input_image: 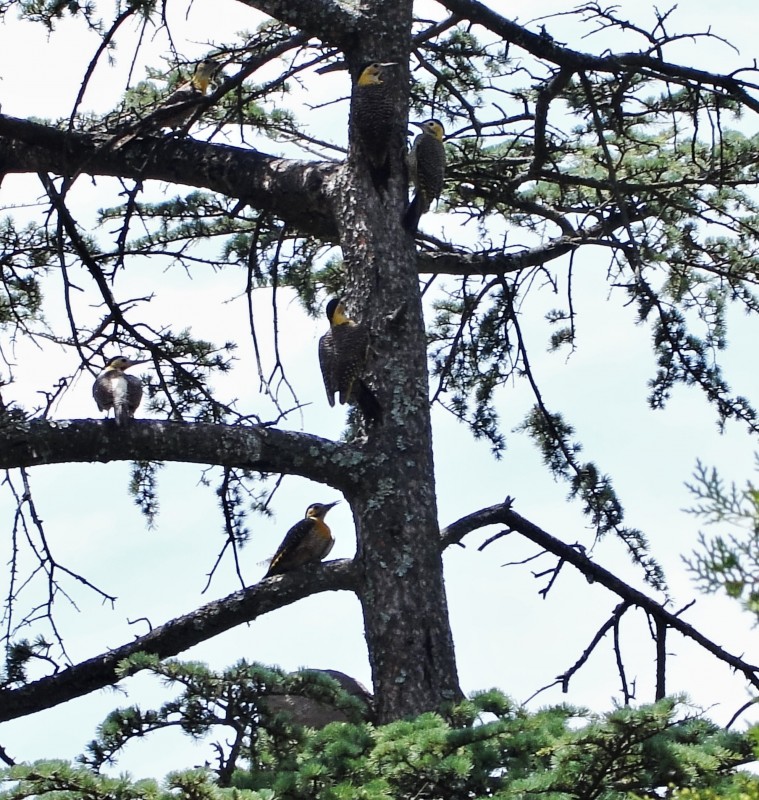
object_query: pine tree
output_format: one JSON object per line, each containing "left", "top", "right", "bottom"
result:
{"left": 0, "top": 0, "right": 758, "bottom": 759}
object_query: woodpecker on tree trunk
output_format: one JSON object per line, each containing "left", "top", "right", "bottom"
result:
{"left": 318, "top": 298, "right": 382, "bottom": 426}
{"left": 264, "top": 501, "right": 339, "bottom": 578}
{"left": 352, "top": 61, "right": 398, "bottom": 192}
{"left": 403, "top": 118, "right": 446, "bottom": 233}
{"left": 92, "top": 355, "right": 145, "bottom": 425}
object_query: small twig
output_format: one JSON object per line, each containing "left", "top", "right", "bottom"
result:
{"left": 0, "top": 743, "right": 16, "bottom": 766}
{"left": 725, "top": 698, "right": 759, "bottom": 730}
{"left": 655, "top": 617, "right": 666, "bottom": 700}
{"left": 613, "top": 612, "right": 633, "bottom": 703}
{"left": 556, "top": 601, "right": 631, "bottom": 693}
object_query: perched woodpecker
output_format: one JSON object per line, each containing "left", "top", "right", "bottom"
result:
{"left": 318, "top": 298, "right": 382, "bottom": 426}
{"left": 403, "top": 118, "right": 446, "bottom": 233}
{"left": 92, "top": 355, "right": 145, "bottom": 425}
{"left": 150, "top": 57, "right": 219, "bottom": 127}
{"left": 351, "top": 61, "right": 398, "bottom": 192}
{"left": 113, "top": 58, "right": 220, "bottom": 148}
{"left": 264, "top": 501, "right": 339, "bottom": 578}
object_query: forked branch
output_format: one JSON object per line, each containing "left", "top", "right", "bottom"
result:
{"left": 441, "top": 500, "right": 759, "bottom": 692}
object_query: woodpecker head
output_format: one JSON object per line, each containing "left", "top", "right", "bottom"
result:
{"left": 103, "top": 355, "right": 145, "bottom": 372}
{"left": 192, "top": 58, "right": 221, "bottom": 92}
{"left": 412, "top": 118, "right": 445, "bottom": 141}
{"left": 305, "top": 501, "right": 340, "bottom": 520}
{"left": 325, "top": 298, "right": 350, "bottom": 325}
{"left": 357, "top": 62, "right": 398, "bottom": 87}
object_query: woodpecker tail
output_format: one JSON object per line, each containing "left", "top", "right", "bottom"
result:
{"left": 368, "top": 157, "right": 391, "bottom": 194}
{"left": 113, "top": 403, "right": 131, "bottom": 426}
{"left": 355, "top": 379, "right": 383, "bottom": 425}
{"left": 402, "top": 192, "right": 423, "bottom": 233}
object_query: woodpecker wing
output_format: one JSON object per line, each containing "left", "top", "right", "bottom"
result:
{"left": 331, "top": 321, "right": 370, "bottom": 405}
{"left": 353, "top": 88, "right": 395, "bottom": 167}
{"left": 125, "top": 373, "right": 144, "bottom": 416}
{"left": 318, "top": 328, "right": 338, "bottom": 406}
{"left": 410, "top": 132, "right": 445, "bottom": 209}
{"left": 93, "top": 371, "right": 115, "bottom": 412}
{"left": 140, "top": 83, "right": 205, "bottom": 129}
{"left": 265, "top": 517, "right": 333, "bottom": 578}
{"left": 110, "top": 65, "right": 215, "bottom": 150}
{"left": 111, "top": 372, "right": 142, "bottom": 425}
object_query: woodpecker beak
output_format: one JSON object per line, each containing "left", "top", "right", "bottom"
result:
{"left": 324, "top": 500, "right": 341, "bottom": 512}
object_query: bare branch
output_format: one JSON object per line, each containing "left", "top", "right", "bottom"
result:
{"left": 0, "top": 559, "right": 358, "bottom": 723}
{"left": 613, "top": 613, "right": 633, "bottom": 704}
{"left": 440, "top": 501, "right": 759, "bottom": 691}
{"left": 0, "top": 744, "right": 15, "bottom": 766}
{"left": 438, "top": 0, "right": 759, "bottom": 113}
{"left": 655, "top": 617, "right": 666, "bottom": 700}
{"left": 554, "top": 602, "right": 631, "bottom": 695}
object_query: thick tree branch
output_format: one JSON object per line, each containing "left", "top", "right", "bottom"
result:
{"left": 0, "top": 559, "right": 358, "bottom": 723}
{"left": 438, "top": 0, "right": 759, "bottom": 112}
{"left": 0, "top": 115, "right": 339, "bottom": 238}
{"left": 441, "top": 501, "right": 759, "bottom": 691}
{"left": 417, "top": 241, "right": 579, "bottom": 276}
{"left": 234, "top": 0, "right": 359, "bottom": 48}
{"left": 0, "top": 419, "right": 362, "bottom": 494}
{"left": 418, "top": 198, "right": 651, "bottom": 276}
{"left": 416, "top": 206, "right": 646, "bottom": 275}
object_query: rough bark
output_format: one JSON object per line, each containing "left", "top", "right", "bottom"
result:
{"left": 0, "top": 419, "right": 363, "bottom": 492}
{"left": 235, "top": 0, "right": 358, "bottom": 46}
{"left": 0, "top": 116, "right": 340, "bottom": 238}
{"left": 330, "top": 0, "right": 463, "bottom": 720}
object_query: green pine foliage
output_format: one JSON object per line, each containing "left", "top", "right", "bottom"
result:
{"left": 684, "top": 458, "right": 759, "bottom": 621}
{"left": 129, "top": 461, "right": 163, "bottom": 527}
{"left": 2, "top": 677, "right": 756, "bottom": 800}
{"left": 0, "top": 219, "right": 47, "bottom": 342}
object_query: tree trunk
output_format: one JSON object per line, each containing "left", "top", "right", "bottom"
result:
{"left": 329, "top": 4, "right": 463, "bottom": 718}
{"left": 337, "top": 187, "right": 463, "bottom": 718}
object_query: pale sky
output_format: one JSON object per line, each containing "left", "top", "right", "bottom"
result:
{"left": 1, "top": 0, "right": 758, "bottom": 778}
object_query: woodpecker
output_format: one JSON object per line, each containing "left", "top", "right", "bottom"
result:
{"left": 403, "top": 118, "right": 446, "bottom": 233}
{"left": 264, "top": 501, "right": 339, "bottom": 578}
{"left": 92, "top": 355, "right": 145, "bottom": 425}
{"left": 352, "top": 61, "right": 398, "bottom": 192}
{"left": 318, "top": 298, "right": 382, "bottom": 426}
{"left": 112, "top": 58, "right": 220, "bottom": 148}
